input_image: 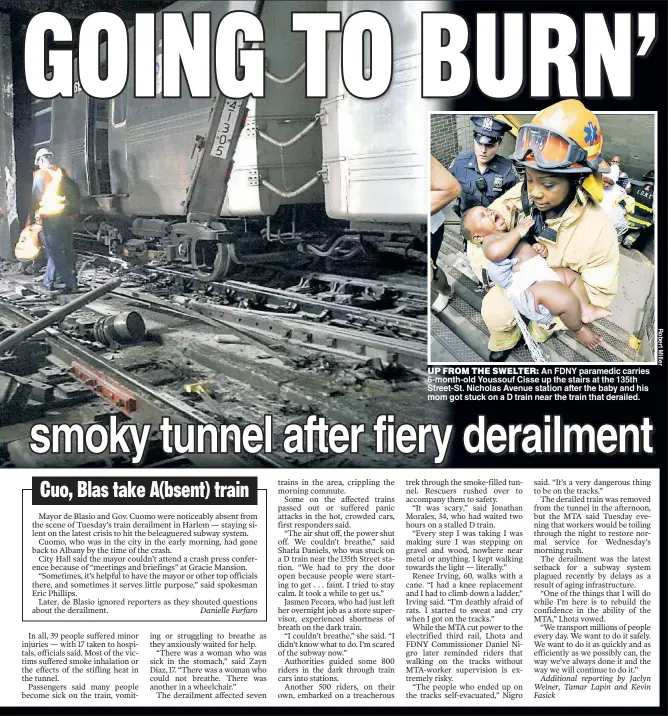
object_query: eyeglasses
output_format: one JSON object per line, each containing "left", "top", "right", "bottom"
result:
{"left": 511, "top": 124, "right": 592, "bottom": 170}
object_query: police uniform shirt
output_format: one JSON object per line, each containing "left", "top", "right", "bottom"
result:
{"left": 449, "top": 152, "right": 518, "bottom": 214}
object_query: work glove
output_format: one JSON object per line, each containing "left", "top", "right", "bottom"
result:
{"left": 517, "top": 290, "right": 554, "bottom": 325}
{"left": 487, "top": 257, "right": 519, "bottom": 289}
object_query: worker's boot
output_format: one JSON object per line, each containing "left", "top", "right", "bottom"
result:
{"left": 489, "top": 349, "right": 512, "bottom": 362}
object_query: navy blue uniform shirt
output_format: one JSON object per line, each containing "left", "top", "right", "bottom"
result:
{"left": 449, "top": 152, "right": 518, "bottom": 214}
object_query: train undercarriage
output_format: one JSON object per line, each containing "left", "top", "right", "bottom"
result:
{"left": 80, "top": 208, "right": 428, "bottom": 282}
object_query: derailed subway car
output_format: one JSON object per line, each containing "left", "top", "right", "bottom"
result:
{"left": 30, "top": 0, "right": 442, "bottom": 281}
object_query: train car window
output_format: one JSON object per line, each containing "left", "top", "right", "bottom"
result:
{"left": 112, "top": 92, "right": 127, "bottom": 127}
{"left": 33, "top": 106, "right": 52, "bottom": 145}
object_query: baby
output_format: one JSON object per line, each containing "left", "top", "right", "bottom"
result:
{"left": 462, "top": 206, "right": 612, "bottom": 349}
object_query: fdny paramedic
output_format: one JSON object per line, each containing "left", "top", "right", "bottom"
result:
{"left": 30, "top": 148, "right": 77, "bottom": 293}
{"left": 449, "top": 115, "right": 518, "bottom": 217}
{"left": 466, "top": 100, "right": 620, "bottom": 362}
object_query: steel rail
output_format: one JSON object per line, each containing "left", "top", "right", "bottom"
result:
{"left": 0, "top": 297, "right": 285, "bottom": 468}
{"left": 143, "top": 267, "right": 428, "bottom": 343}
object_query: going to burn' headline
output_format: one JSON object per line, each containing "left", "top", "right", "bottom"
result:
{"left": 27, "top": 11, "right": 657, "bottom": 100}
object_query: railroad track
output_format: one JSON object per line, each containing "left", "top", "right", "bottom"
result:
{"left": 0, "top": 290, "right": 284, "bottom": 468}
{"left": 72, "top": 246, "right": 429, "bottom": 365}
{"left": 0, "top": 268, "right": 441, "bottom": 468}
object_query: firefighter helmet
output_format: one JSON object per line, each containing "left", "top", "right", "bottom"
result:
{"left": 510, "top": 100, "right": 606, "bottom": 174}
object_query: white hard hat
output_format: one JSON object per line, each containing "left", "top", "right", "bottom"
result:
{"left": 34, "top": 148, "right": 53, "bottom": 165}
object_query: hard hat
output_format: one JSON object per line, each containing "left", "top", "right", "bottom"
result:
{"left": 509, "top": 100, "right": 605, "bottom": 174}
{"left": 34, "top": 148, "right": 53, "bottom": 166}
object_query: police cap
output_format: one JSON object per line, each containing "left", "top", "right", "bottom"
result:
{"left": 471, "top": 115, "right": 513, "bottom": 145}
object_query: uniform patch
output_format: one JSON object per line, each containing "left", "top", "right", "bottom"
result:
{"left": 493, "top": 175, "right": 504, "bottom": 191}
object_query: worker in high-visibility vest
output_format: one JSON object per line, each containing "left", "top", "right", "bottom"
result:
{"left": 30, "top": 148, "right": 77, "bottom": 293}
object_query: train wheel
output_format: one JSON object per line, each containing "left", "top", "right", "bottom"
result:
{"left": 191, "top": 238, "right": 231, "bottom": 282}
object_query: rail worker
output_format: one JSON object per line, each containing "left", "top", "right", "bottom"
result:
{"left": 608, "top": 154, "right": 632, "bottom": 194}
{"left": 466, "top": 100, "right": 620, "bottom": 362}
{"left": 430, "top": 155, "right": 461, "bottom": 313}
{"left": 29, "top": 148, "right": 79, "bottom": 293}
{"left": 449, "top": 115, "right": 518, "bottom": 217}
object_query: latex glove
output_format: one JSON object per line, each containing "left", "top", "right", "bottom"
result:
{"left": 487, "top": 257, "right": 519, "bottom": 289}
{"left": 518, "top": 290, "right": 554, "bottom": 325}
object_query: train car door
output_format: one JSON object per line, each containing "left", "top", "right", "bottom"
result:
{"left": 84, "top": 95, "right": 112, "bottom": 196}
{"left": 108, "top": 89, "right": 128, "bottom": 199}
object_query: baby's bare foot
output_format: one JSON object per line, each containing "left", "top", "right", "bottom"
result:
{"left": 581, "top": 304, "right": 613, "bottom": 324}
{"left": 574, "top": 325, "right": 602, "bottom": 349}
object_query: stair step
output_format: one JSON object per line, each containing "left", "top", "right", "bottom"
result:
{"left": 430, "top": 316, "right": 484, "bottom": 362}
{"left": 435, "top": 221, "right": 644, "bottom": 363}
{"left": 437, "top": 265, "right": 636, "bottom": 364}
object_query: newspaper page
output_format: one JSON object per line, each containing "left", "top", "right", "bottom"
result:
{"left": 0, "top": 0, "right": 664, "bottom": 714}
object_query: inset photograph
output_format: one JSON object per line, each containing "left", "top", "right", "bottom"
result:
{"left": 429, "top": 106, "right": 656, "bottom": 364}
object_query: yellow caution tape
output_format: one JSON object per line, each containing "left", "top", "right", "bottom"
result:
{"left": 628, "top": 335, "right": 641, "bottom": 352}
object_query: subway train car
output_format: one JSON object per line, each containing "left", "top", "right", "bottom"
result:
{"left": 31, "top": 0, "right": 442, "bottom": 280}
{"left": 322, "top": 1, "right": 442, "bottom": 225}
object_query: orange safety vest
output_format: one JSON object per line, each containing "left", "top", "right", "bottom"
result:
{"left": 37, "top": 167, "right": 66, "bottom": 217}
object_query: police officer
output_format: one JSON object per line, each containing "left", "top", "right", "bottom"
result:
{"left": 430, "top": 155, "right": 461, "bottom": 313}
{"left": 449, "top": 115, "right": 518, "bottom": 216}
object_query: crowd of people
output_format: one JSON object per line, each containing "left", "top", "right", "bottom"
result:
{"left": 430, "top": 102, "right": 655, "bottom": 362}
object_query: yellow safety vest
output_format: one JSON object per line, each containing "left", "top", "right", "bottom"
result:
{"left": 38, "top": 168, "right": 66, "bottom": 216}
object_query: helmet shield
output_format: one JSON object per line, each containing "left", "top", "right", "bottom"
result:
{"left": 511, "top": 125, "right": 590, "bottom": 170}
